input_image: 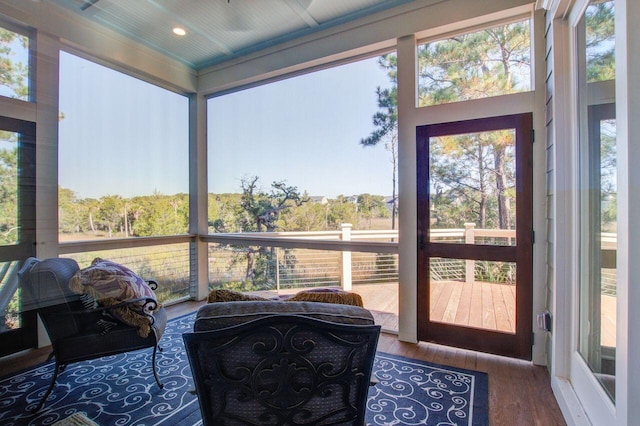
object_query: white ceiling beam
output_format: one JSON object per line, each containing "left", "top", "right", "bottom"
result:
{"left": 283, "top": 0, "right": 319, "bottom": 28}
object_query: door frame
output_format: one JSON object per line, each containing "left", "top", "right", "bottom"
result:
{"left": 416, "top": 112, "right": 533, "bottom": 360}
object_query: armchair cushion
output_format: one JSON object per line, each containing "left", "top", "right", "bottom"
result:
{"left": 69, "top": 258, "right": 159, "bottom": 337}
{"left": 206, "top": 288, "right": 364, "bottom": 306}
{"left": 194, "top": 300, "right": 375, "bottom": 332}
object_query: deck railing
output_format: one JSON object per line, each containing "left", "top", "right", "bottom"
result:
{"left": 205, "top": 225, "right": 618, "bottom": 294}
{"left": 206, "top": 223, "right": 399, "bottom": 291}
{"left": 205, "top": 223, "right": 519, "bottom": 291}
{"left": 0, "top": 261, "right": 21, "bottom": 332}
{"left": 1, "top": 226, "right": 618, "bottom": 329}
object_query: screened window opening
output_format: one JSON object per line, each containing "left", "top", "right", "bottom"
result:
{"left": 207, "top": 54, "right": 399, "bottom": 235}
{"left": 417, "top": 19, "right": 531, "bottom": 107}
{"left": 58, "top": 52, "right": 189, "bottom": 241}
{"left": 585, "top": 0, "right": 615, "bottom": 83}
{"left": 0, "top": 24, "right": 29, "bottom": 101}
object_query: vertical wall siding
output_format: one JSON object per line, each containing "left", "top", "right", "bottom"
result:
{"left": 543, "top": 9, "right": 555, "bottom": 369}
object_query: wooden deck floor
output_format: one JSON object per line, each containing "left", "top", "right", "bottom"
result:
{"left": 353, "top": 280, "right": 516, "bottom": 334}
{"left": 430, "top": 280, "right": 516, "bottom": 333}
{"left": 354, "top": 282, "right": 616, "bottom": 348}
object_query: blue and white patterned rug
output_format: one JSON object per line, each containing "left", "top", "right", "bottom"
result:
{"left": 0, "top": 313, "right": 488, "bottom": 425}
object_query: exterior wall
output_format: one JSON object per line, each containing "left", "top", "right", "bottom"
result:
{"left": 545, "top": 0, "right": 574, "bottom": 386}
{"left": 543, "top": 6, "right": 555, "bottom": 372}
{"left": 533, "top": 7, "right": 551, "bottom": 366}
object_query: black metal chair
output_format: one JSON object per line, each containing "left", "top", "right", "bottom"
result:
{"left": 17, "top": 257, "right": 167, "bottom": 411}
{"left": 183, "top": 301, "right": 380, "bottom": 426}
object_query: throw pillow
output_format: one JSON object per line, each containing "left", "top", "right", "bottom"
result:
{"left": 206, "top": 289, "right": 269, "bottom": 303}
{"left": 286, "top": 288, "right": 364, "bottom": 307}
{"left": 69, "top": 258, "right": 159, "bottom": 337}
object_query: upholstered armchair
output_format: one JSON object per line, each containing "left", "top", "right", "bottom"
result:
{"left": 183, "top": 300, "right": 380, "bottom": 426}
{"left": 18, "top": 257, "right": 167, "bottom": 411}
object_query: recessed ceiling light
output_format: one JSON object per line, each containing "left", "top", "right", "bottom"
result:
{"left": 172, "top": 27, "right": 186, "bottom": 36}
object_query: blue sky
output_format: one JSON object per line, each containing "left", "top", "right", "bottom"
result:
{"left": 58, "top": 52, "right": 394, "bottom": 200}
{"left": 208, "top": 57, "right": 394, "bottom": 198}
{"left": 59, "top": 52, "right": 190, "bottom": 199}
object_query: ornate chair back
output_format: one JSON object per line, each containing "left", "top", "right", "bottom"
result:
{"left": 184, "top": 301, "right": 380, "bottom": 426}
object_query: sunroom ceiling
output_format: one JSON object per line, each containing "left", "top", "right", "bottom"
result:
{"left": 49, "top": 0, "right": 417, "bottom": 69}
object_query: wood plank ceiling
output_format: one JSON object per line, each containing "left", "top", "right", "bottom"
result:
{"left": 48, "top": 0, "right": 418, "bottom": 69}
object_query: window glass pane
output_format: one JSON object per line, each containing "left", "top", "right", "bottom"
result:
{"left": 58, "top": 52, "right": 189, "bottom": 241}
{"left": 577, "top": 0, "right": 616, "bottom": 403}
{"left": 0, "top": 26, "right": 29, "bottom": 101}
{"left": 429, "top": 130, "right": 516, "bottom": 246}
{"left": 585, "top": 1, "right": 615, "bottom": 82}
{"left": 417, "top": 20, "right": 531, "bottom": 107}
{"left": 207, "top": 55, "right": 398, "bottom": 234}
{"left": 0, "top": 131, "right": 18, "bottom": 245}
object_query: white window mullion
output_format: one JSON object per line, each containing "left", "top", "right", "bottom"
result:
{"left": 35, "top": 31, "right": 61, "bottom": 260}
{"left": 396, "top": 34, "right": 418, "bottom": 344}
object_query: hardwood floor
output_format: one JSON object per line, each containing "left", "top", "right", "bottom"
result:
{"left": 376, "top": 335, "right": 566, "bottom": 425}
{"left": 0, "top": 299, "right": 566, "bottom": 425}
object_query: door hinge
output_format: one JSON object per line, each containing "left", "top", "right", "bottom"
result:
{"left": 531, "top": 129, "right": 535, "bottom": 143}
{"left": 532, "top": 230, "right": 535, "bottom": 244}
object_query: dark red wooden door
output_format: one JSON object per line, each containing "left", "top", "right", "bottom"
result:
{"left": 416, "top": 113, "right": 533, "bottom": 359}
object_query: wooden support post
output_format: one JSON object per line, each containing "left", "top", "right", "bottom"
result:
{"left": 465, "top": 223, "right": 475, "bottom": 284}
{"left": 341, "top": 223, "right": 352, "bottom": 291}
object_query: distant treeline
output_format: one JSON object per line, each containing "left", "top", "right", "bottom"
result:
{"left": 58, "top": 179, "right": 390, "bottom": 238}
